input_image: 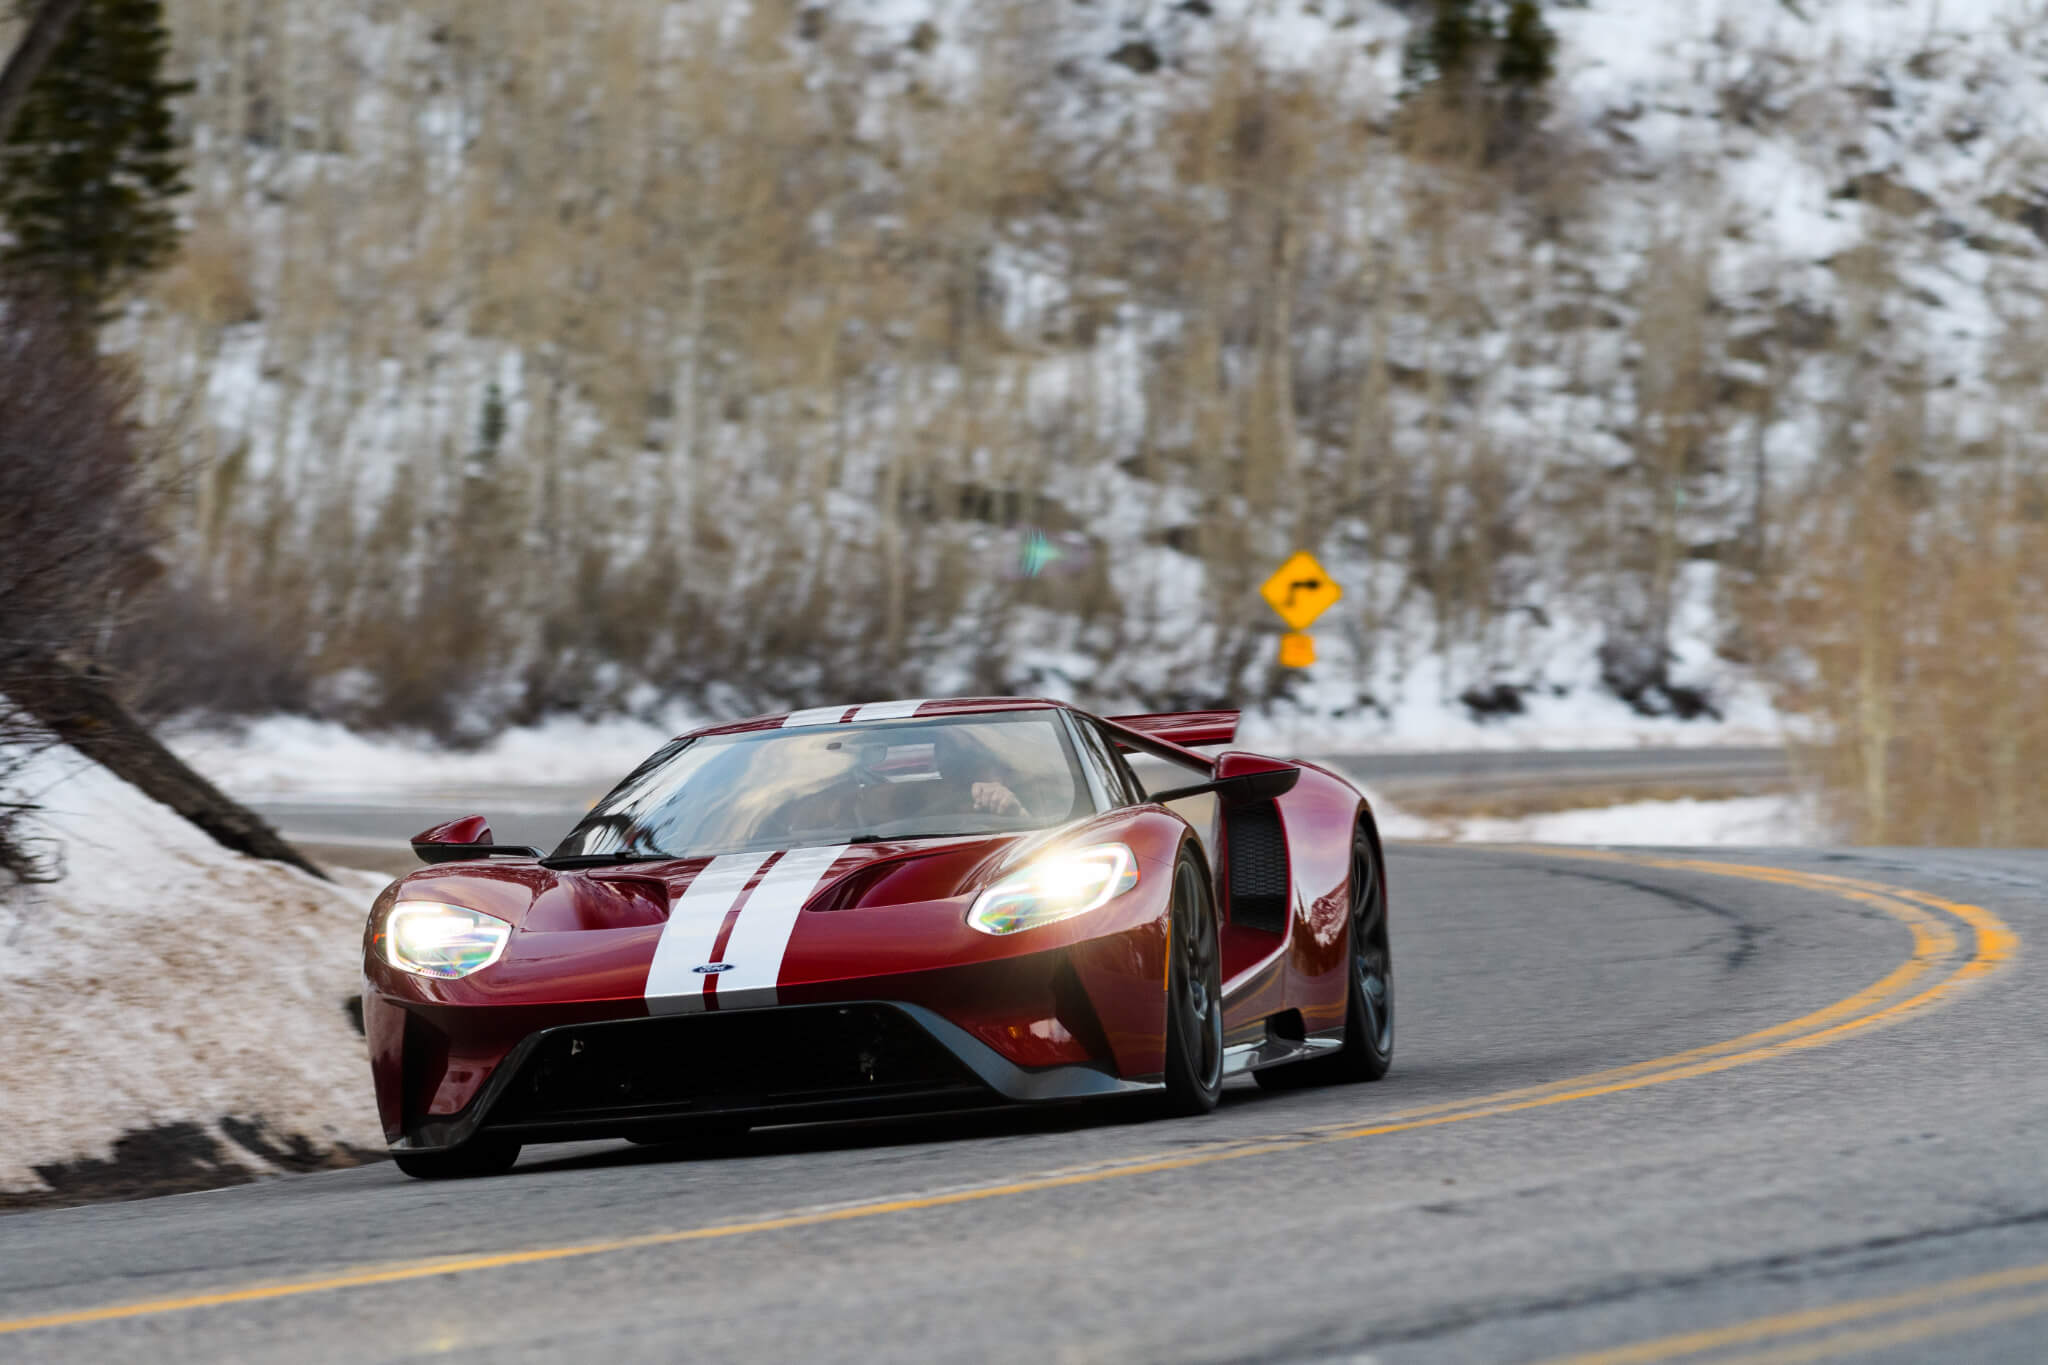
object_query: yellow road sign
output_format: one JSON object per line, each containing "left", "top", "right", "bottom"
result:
{"left": 1278, "top": 633, "right": 1316, "bottom": 668}
{"left": 1260, "top": 552, "right": 1343, "bottom": 631}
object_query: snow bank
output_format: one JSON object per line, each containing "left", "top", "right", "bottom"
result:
{"left": 0, "top": 743, "right": 385, "bottom": 1196}
{"left": 1374, "top": 793, "right": 1815, "bottom": 847}
{"left": 167, "top": 711, "right": 695, "bottom": 800}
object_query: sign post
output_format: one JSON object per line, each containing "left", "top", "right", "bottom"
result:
{"left": 1259, "top": 552, "right": 1342, "bottom": 667}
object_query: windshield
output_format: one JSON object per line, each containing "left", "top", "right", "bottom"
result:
{"left": 549, "top": 711, "right": 1092, "bottom": 861}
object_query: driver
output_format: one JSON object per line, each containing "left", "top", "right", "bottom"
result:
{"left": 932, "top": 729, "right": 1028, "bottom": 819}
{"left": 770, "top": 728, "right": 1033, "bottom": 838}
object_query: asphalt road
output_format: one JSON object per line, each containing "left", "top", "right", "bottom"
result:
{"left": 3, "top": 842, "right": 2042, "bottom": 1363}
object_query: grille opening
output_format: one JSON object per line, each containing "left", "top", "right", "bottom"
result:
{"left": 487, "top": 1003, "right": 984, "bottom": 1127}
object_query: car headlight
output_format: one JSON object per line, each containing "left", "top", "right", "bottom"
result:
{"left": 967, "top": 842, "right": 1139, "bottom": 935}
{"left": 381, "top": 902, "right": 511, "bottom": 979}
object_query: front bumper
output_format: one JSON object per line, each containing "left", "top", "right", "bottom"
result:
{"left": 392, "top": 1000, "right": 1159, "bottom": 1153}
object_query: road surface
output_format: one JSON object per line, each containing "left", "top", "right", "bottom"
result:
{"left": 1, "top": 841, "right": 2041, "bottom": 1363}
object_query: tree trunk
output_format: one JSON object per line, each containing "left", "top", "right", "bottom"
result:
{"left": 6, "top": 652, "right": 328, "bottom": 880}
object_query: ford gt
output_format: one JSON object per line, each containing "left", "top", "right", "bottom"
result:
{"left": 362, "top": 698, "right": 1393, "bottom": 1178}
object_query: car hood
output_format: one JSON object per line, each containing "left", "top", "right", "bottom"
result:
{"left": 369, "top": 809, "right": 1180, "bottom": 1010}
{"left": 389, "top": 832, "right": 1032, "bottom": 936}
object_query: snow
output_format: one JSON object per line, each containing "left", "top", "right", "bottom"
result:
{"left": 1242, "top": 651, "right": 1791, "bottom": 755}
{"left": 166, "top": 711, "right": 699, "bottom": 801}
{"left": 1240, "top": 564, "right": 1798, "bottom": 755}
{"left": 0, "top": 743, "right": 385, "bottom": 1196}
{"left": 1373, "top": 792, "right": 1815, "bottom": 847}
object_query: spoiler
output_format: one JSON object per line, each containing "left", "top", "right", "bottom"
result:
{"left": 1104, "top": 709, "right": 1239, "bottom": 749}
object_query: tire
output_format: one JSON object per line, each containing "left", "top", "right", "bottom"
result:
{"left": 1158, "top": 846, "right": 1225, "bottom": 1116}
{"left": 1255, "top": 823, "right": 1393, "bottom": 1090}
{"left": 391, "top": 1135, "right": 522, "bottom": 1180}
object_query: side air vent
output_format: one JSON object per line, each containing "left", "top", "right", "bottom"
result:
{"left": 1224, "top": 802, "right": 1289, "bottom": 933}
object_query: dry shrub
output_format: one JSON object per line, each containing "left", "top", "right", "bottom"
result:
{"left": 149, "top": 215, "right": 259, "bottom": 328}
{"left": 1751, "top": 440, "right": 2048, "bottom": 846}
{"left": 0, "top": 288, "right": 163, "bottom": 666}
{"left": 103, "top": 581, "right": 310, "bottom": 722}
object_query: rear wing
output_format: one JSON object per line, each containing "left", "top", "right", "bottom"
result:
{"left": 1103, "top": 709, "right": 1238, "bottom": 749}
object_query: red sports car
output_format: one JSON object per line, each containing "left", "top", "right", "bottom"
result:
{"left": 362, "top": 698, "right": 1394, "bottom": 1178}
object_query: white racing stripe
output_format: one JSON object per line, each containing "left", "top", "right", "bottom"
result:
{"left": 782, "top": 706, "right": 850, "bottom": 728}
{"left": 713, "top": 844, "right": 850, "bottom": 1006}
{"left": 643, "top": 851, "right": 774, "bottom": 1014}
{"left": 850, "top": 698, "right": 927, "bottom": 721}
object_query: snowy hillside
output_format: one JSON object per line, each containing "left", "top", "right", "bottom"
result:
{"left": 111, "top": 0, "right": 2048, "bottom": 755}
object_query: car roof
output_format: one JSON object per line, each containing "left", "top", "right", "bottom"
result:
{"left": 682, "top": 698, "right": 1070, "bottom": 740}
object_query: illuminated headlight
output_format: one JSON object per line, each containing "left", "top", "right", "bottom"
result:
{"left": 967, "top": 843, "right": 1139, "bottom": 936}
{"left": 382, "top": 902, "right": 511, "bottom": 979}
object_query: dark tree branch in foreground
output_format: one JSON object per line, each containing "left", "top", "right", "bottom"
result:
{"left": 5, "top": 653, "right": 328, "bottom": 881}
{"left": 0, "top": 0, "right": 87, "bottom": 146}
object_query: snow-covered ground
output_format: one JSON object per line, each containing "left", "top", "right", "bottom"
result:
{"left": 1374, "top": 793, "right": 1812, "bottom": 847}
{"left": 0, "top": 744, "right": 383, "bottom": 1198}
{"left": 167, "top": 711, "right": 705, "bottom": 801}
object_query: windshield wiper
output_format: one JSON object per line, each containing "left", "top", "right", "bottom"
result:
{"left": 538, "top": 851, "right": 683, "bottom": 870}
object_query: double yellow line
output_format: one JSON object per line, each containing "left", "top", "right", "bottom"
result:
{"left": 1541, "top": 1259, "right": 2048, "bottom": 1364}
{"left": 0, "top": 853, "right": 2016, "bottom": 1341}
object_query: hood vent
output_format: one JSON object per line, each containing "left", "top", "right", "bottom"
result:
{"left": 805, "top": 862, "right": 896, "bottom": 913}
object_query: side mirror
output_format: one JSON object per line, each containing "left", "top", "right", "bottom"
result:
{"left": 1150, "top": 755, "right": 1301, "bottom": 807}
{"left": 409, "top": 815, "right": 543, "bottom": 865}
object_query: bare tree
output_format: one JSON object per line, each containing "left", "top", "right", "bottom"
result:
{"left": 0, "top": 282, "right": 325, "bottom": 881}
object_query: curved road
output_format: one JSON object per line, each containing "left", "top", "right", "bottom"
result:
{"left": 1, "top": 843, "right": 2041, "bottom": 1363}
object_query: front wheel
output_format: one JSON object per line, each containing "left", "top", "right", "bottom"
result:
{"left": 392, "top": 1135, "right": 522, "bottom": 1180}
{"left": 1158, "top": 847, "right": 1224, "bottom": 1116}
{"left": 1256, "top": 824, "right": 1393, "bottom": 1089}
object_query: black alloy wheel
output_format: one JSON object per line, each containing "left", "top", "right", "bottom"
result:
{"left": 1256, "top": 823, "right": 1394, "bottom": 1088}
{"left": 391, "top": 1134, "right": 523, "bottom": 1180}
{"left": 1345, "top": 825, "right": 1395, "bottom": 1075}
{"left": 1159, "top": 847, "right": 1225, "bottom": 1115}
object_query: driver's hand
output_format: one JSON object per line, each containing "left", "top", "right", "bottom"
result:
{"left": 971, "top": 781, "right": 1025, "bottom": 816}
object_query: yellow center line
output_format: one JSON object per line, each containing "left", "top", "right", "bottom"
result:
{"left": 1537, "top": 1258, "right": 2048, "bottom": 1365}
{"left": 0, "top": 854, "right": 2016, "bottom": 1339}
{"left": 1704, "top": 1290, "right": 2048, "bottom": 1365}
